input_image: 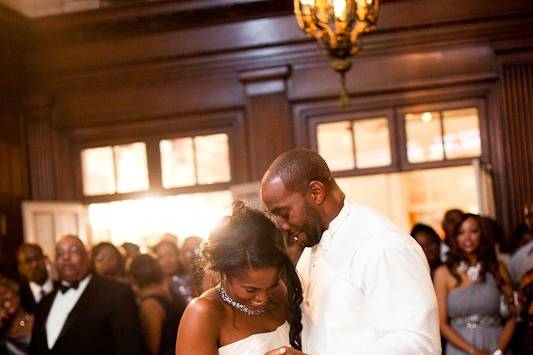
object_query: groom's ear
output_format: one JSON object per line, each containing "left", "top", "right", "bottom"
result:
{"left": 307, "top": 180, "right": 326, "bottom": 205}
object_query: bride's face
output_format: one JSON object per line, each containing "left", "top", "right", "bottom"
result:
{"left": 225, "top": 267, "right": 281, "bottom": 311}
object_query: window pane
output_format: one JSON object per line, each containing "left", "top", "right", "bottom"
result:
{"left": 353, "top": 118, "right": 391, "bottom": 168}
{"left": 405, "top": 112, "right": 444, "bottom": 163}
{"left": 88, "top": 191, "right": 233, "bottom": 247}
{"left": 114, "top": 143, "right": 149, "bottom": 193}
{"left": 160, "top": 138, "right": 195, "bottom": 188}
{"left": 81, "top": 147, "right": 115, "bottom": 196}
{"left": 195, "top": 134, "right": 231, "bottom": 184}
{"left": 337, "top": 165, "right": 479, "bottom": 235}
{"left": 317, "top": 121, "right": 354, "bottom": 171}
{"left": 443, "top": 108, "right": 481, "bottom": 159}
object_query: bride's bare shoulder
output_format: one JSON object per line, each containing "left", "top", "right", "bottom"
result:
{"left": 183, "top": 288, "right": 224, "bottom": 325}
{"left": 176, "top": 288, "right": 223, "bottom": 354}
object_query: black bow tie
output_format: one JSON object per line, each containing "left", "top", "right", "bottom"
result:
{"left": 59, "top": 282, "right": 79, "bottom": 294}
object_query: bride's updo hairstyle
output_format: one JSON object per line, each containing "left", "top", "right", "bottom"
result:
{"left": 202, "top": 201, "right": 303, "bottom": 350}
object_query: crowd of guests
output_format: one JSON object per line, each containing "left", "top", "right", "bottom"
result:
{"left": 0, "top": 202, "right": 532, "bottom": 355}
{"left": 0, "top": 234, "right": 205, "bottom": 355}
{"left": 410, "top": 204, "right": 533, "bottom": 355}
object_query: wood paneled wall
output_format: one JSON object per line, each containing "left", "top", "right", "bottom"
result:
{"left": 499, "top": 62, "right": 533, "bottom": 237}
{"left": 0, "top": 0, "right": 532, "bottom": 267}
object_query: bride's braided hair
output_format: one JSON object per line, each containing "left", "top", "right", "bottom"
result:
{"left": 202, "top": 201, "right": 303, "bottom": 350}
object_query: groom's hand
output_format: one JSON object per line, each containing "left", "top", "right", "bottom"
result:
{"left": 264, "top": 346, "right": 307, "bottom": 355}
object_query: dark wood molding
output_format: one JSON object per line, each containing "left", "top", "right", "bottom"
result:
{"left": 240, "top": 65, "right": 293, "bottom": 180}
{"left": 497, "top": 63, "right": 533, "bottom": 238}
{"left": 28, "top": 0, "right": 292, "bottom": 44}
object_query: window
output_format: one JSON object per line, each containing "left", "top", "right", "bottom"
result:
{"left": 81, "top": 142, "right": 149, "bottom": 196}
{"left": 317, "top": 117, "right": 391, "bottom": 171}
{"left": 308, "top": 100, "right": 487, "bottom": 234}
{"left": 160, "top": 133, "right": 231, "bottom": 188}
{"left": 405, "top": 107, "right": 481, "bottom": 163}
{"left": 337, "top": 165, "right": 480, "bottom": 234}
{"left": 79, "top": 130, "right": 234, "bottom": 247}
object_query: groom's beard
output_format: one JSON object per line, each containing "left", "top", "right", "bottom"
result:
{"left": 300, "top": 202, "right": 324, "bottom": 247}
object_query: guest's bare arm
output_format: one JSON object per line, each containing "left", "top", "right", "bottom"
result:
{"left": 175, "top": 297, "right": 220, "bottom": 355}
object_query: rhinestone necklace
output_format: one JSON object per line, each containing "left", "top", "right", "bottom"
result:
{"left": 219, "top": 285, "right": 265, "bottom": 316}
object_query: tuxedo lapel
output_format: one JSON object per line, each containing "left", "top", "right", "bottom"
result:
{"left": 53, "top": 275, "right": 100, "bottom": 347}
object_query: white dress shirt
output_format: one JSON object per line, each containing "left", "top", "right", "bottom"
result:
{"left": 29, "top": 277, "right": 54, "bottom": 304}
{"left": 46, "top": 275, "right": 92, "bottom": 349}
{"left": 296, "top": 200, "right": 441, "bottom": 355}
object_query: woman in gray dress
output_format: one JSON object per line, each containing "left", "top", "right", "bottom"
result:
{"left": 434, "top": 213, "right": 516, "bottom": 355}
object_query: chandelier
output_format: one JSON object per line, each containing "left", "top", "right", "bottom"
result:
{"left": 294, "top": 0, "right": 380, "bottom": 106}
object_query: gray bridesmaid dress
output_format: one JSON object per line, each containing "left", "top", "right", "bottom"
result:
{"left": 446, "top": 273, "right": 504, "bottom": 354}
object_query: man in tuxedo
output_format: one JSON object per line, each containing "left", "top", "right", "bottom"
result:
{"left": 16, "top": 243, "right": 55, "bottom": 313}
{"left": 30, "top": 235, "right": 146, "bottom": 355}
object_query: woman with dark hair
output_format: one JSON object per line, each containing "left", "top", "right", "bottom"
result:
{"left": 175, "top": 202, "right": 303, "bottom": 355}
{"left": 410, "top": 223, "right": 442, "bottom": 279}
{"left": 0, "top": 275, "right": 33, "bottom": 355}
{"left": 91, "top": 242, "right": 125, "bottom": 282}
{"left": 128, "top": 254, "right": 184, "bottom": 355}
{"left": 434, "top": 213, "right": 516, "bottom": 355}
{"left": 153, "top": 240, "right": 195, "bottom": 304}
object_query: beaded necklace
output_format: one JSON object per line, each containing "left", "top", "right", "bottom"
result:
{"left": 219, "top": 285, "right": 265, "bottom": 316}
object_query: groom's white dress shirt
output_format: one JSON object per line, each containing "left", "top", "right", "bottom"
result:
{"left": 296, "top": 200, "right": 441, "bottom": 355}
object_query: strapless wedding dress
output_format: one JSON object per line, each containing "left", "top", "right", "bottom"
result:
{"left": 218, "top": 321, "right": 290, "bottom": 355}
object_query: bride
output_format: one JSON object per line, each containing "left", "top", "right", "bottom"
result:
{"left": 175, "top": 202, "right": 304, "bottom": 355}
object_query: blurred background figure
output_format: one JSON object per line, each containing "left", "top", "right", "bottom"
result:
{"left": 15, "top": 244, "right": 54, "bottom": 314}
{"left": 508, "top": 202, "right": 533, "bottom": 288}
{"left": 434, "top": 213, "right": 516, "bottom": 355}
{"left": 128, "top": 254, "right": 184, "bottom": 355}
{"left": 0, "top": 275, "right": 33, "bottom": 355}
{"left": 480, "top": 216, "right": 510, "bottom": 264}
{"left": 513, "top": 269, "right": 533, "bottom": 354}
{"left": 30, "top": 235, "right": 145, "bottom": 355}
{"left": 153, "top": 240, "right": 192, "bottom": 304}
{"left": 440, "top": 209, "right": 464, "bottom": 263}
{"left": 179, "top": 236, "right": 203, "bottom": 296}
{"left": 508, "top": 225, "right": 533, "bottom": 288}
{"left": 410, "top": 223, "right": 442, "bottom": 279}
{"left": 120, "top": 242, "right": 141, "bottom": 272}
{"left": 91, "top": 242, "right": 126, "bottom": 282}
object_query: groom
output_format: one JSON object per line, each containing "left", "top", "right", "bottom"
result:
{"left": 261, "top": 149, "right": 440, "bottom": 355}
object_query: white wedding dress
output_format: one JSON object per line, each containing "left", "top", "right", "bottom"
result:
{"left": 218, "top": 321, "right": 290, "bottom": 355}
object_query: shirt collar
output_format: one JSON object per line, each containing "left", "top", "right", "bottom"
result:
{"left": 29, "top": 277, "right": 53, "bottom": 294}
{"left": 319, "top": 198, "right": 350, "bottom": 251}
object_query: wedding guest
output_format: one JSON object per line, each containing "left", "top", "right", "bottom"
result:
{"left": 0, "top": 275, "right": 33, "bottom": 355}
{"left": 441, "top": 209, "right": 464, "bottom": 262}
{"left": 16, "top": 244, "right": 54, "bottom": 313}
{"left": 91, "top": 242, "right": 126, "bottom": 282}
{"left": 30, "top": 235, "right": 145, "bottom": 355}
{"left": 129, "top": 254, "right": 184, "bottom": 355}
{"left": 153, "top": 240, "right": 193, "bottom": 304}
{"left": 411, "top": 223, "right": 442, "bottom": 279}
{"left": 434, "top": 213, "right": 516, "bottom": 355}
